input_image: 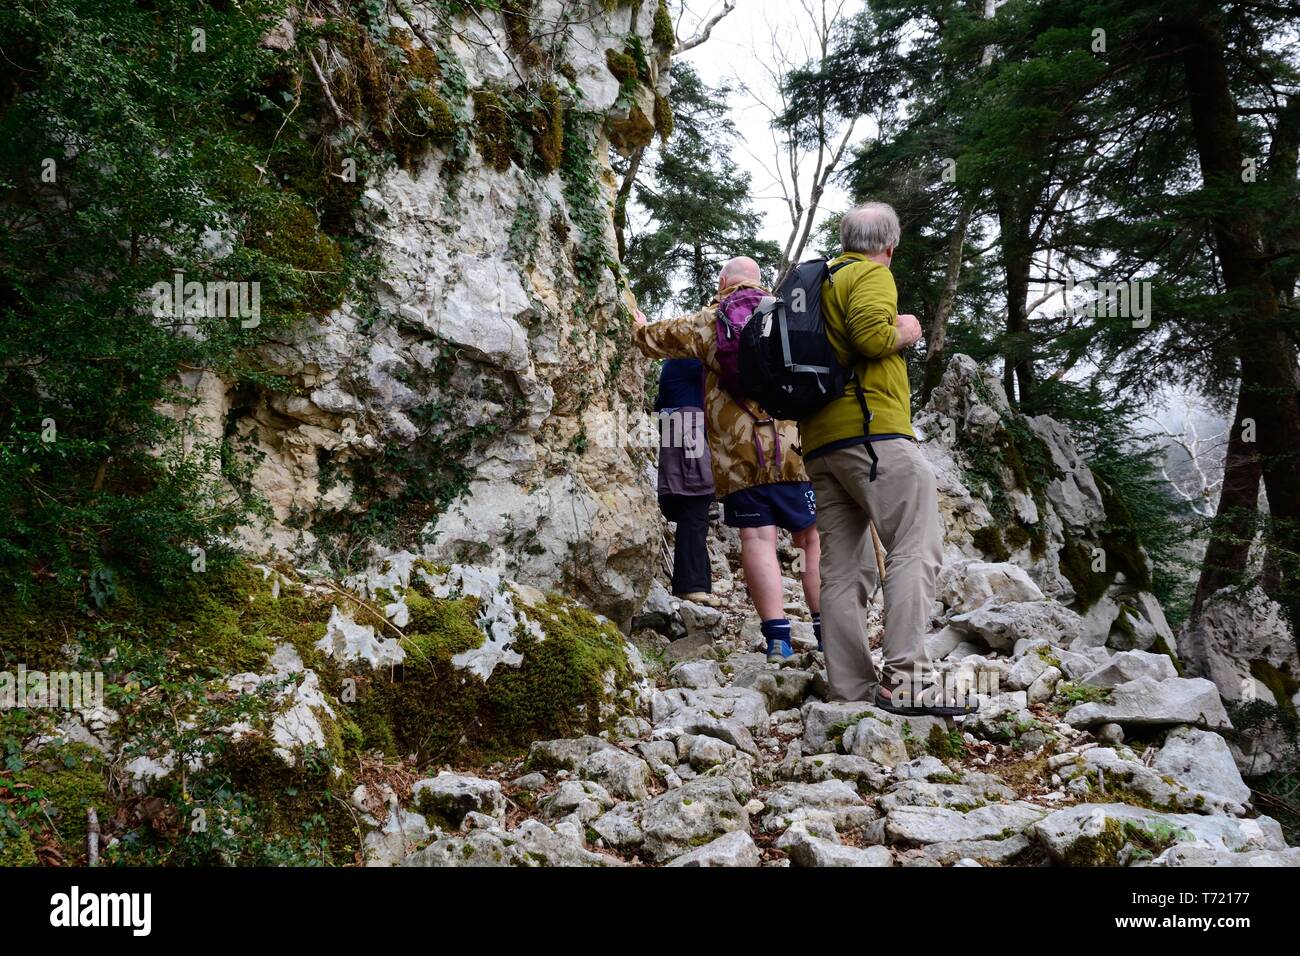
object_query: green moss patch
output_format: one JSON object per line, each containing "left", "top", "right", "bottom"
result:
{"left": 652, "top": 0, "right": 675, "bottom": 50}
{"left": 1061, "top": 816, "right": 1184, "bottom": 867}
{"left": 472, "top": 88, "right": 515, "bottom": 172}
{"left": 244, "top": 195, "right": 348, "bottom": 315}
{"left": 1251, "top": 658, "right": 1299, "bottom": 720}
{"left": 972, "top": 525, "right": 1011, "bottom": 562}
{"left": 339, "top": 590, "right": 634, "bottom": 764}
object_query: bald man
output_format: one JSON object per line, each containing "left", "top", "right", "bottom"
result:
{"left": 633, "top": 259, "right": 822, "bottom": 663}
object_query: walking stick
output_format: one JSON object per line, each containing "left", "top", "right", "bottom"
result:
{"left": 869, "top": 521, "right": 886, "bottom": 601}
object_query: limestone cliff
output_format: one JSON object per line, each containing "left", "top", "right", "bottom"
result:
{"left": 178, "top": 1, "right": 671, "bottom": 623}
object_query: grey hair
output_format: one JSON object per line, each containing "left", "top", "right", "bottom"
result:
{"left": 840, "top": 202, "right": 901, "bottom": 254}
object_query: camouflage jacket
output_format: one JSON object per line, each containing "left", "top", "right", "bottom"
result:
{"left": 633, "top": 284, "right": 810, "bottom": 499}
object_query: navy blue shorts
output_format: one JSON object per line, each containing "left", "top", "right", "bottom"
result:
{"left": 723, "top": 481, "right": 816, "bottom": 531}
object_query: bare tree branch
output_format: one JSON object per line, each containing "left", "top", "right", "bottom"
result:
{"left": 675, "top": 0, "right": 737, "bottom": 55}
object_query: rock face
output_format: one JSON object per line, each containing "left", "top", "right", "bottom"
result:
{"left": 174, "top": 1, "right": 672, "bottom": 623}
{"left": 916, "top": 355, "right": 1173, "bottom": 650}
{"left": 1179, "top": 586, "right": 1299, "bottom": 709}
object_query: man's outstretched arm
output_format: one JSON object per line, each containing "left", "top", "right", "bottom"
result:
{"left": 631, "top": 308, "right": 706, "bottom": 360}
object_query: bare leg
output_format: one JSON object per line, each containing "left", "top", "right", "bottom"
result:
{"left": 738, "top": 525, "right": 784, "bottom": 620}
{"left": 791, "top": 524, "right": 821, "bottom": 615}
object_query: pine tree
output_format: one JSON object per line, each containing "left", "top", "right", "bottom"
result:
{"left": 624, "top": 62, "right": 780, "bottom": 315}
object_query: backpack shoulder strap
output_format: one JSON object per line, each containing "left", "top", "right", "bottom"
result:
{"left": 827, "top": 256, "right": 867, "bottom": 284}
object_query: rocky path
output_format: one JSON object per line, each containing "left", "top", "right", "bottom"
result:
{"left": 360, "top": 543, "right": 1299, "bottom": 868}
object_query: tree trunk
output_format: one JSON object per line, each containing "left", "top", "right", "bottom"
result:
{"left": 1192, "top": 382, "right": 1262, "bottom": 617}
{"left": 613, "top": 146, "right": 645, "bottom": 261}
{"left": 995, "top": 189, "right": 1037, "bottom": 407}
{"left": 923, "top": 200, "right": 972, "bottom": 403}
{"left": 1180, "top": 11, "right": 1300, "bottom": 634}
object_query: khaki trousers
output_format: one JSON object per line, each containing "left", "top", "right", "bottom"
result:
{"left": 806, "top": 439, "right": 943, "bottom": 702}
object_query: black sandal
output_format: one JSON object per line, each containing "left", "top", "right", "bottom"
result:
{"left": 875, "top": 686, "right": 978, "bottom": 718}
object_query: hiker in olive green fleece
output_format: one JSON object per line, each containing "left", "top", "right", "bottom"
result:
{"left": 801, "top": 202, "right": 976, "bottom": 717}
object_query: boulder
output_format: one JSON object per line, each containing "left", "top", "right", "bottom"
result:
{"left": 1063, "top": 676, "right": 1231, "bottom": 729}
{"left": 1148, "top": 845, "right": 1300, "bottom": 867}
{"left": 652, "top": 686, "right": 770, "bottom": 733}
{"left": 639, "top": 777, "right": 750, "bottom": 862}
{"left": 842, "top": 717, "right": 909, "bottom": 768}
{"left": 731, "top": 667, "right": 819, "bottom": 712}
{"left": 1033, "top": 803, "right": 1286, "bottom": 865}
{"left": 885, "top": 802, "right": 1048, "bottom": 845}
{"left": 537, "top": 780, "right": 614, "bottom": 822}
{"left": 1026, "top": 414, "right": 1107, "bottom": 530}
{"left": 761, "top": 780, "right": 875, "bottom": 832}
{"left": 651, "top": 708, "right": 760, "bottom": 757}
{"left": 403, "top": 829, "right": 518, "bottom": 867}
{"left": 1179, "top": 586, "right": 1299, "bottom": 708}
{"left": 1080, "top": 649, "right": 1178, "bottom": 688}
{"left": 801, "top": 701, "right": 951, "bottom": 754}
{"left": 937, "top": 560, "right": 1045, "bottom": 614}
{"left": 578, "top": 747, "right": 651, "bottom": 801}
{"left": 778, "top": 826, "right": 894, "bottom": 867}
{"left": 412, "top": 773, "right": 506, "bottom": 826}
{"left": 948, "top": 601, "right": 1084, "bottom": 651}
{"left": 362, "top": 808, "right": 431, "bottom": 867}
{"left": 526, "top": 735, "right": 618, "bottom": 771}
{"left": 664, "top": 831, "right": 761, "bottom": 867}
{"left": 1056, "top": 745, "right": 1246, "bottom": 816}
{"left": 1152, "top": 727, "right": 1251, "bottom": 810}
{"left": 632, "top": 581, "right": 684, "bottom": 638}
{"left": 879, "top": 777, "right": 1013, "bottom": 813}
{"left": 509, "top": 820, "right": 624, "bottom": 867}
{"left": 589, "top": 802, "right": 644, "bottom": 849}
{"left": 669, "top": 659, "right": 724, "bottom": 689}
{"left": 678, "top": 599, "right": 724, "bottom": 639}
{"left": 922, "top": 835, "right": 1034, "bottom": 866}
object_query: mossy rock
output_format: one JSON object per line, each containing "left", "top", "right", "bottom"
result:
{"left": 652, "top": 0, "right": 675, "bottom": 50}
{"left": 244, "top": 196, "right": 348, "bottom": 314}
{"left": 531, "top": 83, "right": 566, "bottom": 174}
{"left": 653, "top": 90, "right": 674, "bottom": 141}
{"left": 472, "top": 88, "right": 516, "bottom": 172}
{"left": 340, "top": 589, "right": 636, "bottom": 764}
{"left": 605, "top": 48, "right": 640, "bottom": 89}
{"left": 502, "top": 0, "right": 543, "bottom": 69}
{"left": 1058, "top": 532, "right": 1112, "bottom": 613}
{"left": 926, "top": 724, "right": 965, "bottom": 760}
{"left": 192, "top": 736, "right": 360, "bottom": 866}
{"left": 394, "top": 86, "right": 459, "bottom": 169}
{"left": 1251, "top": 658, "right": 1299, "bottom": 720}
{"left": 1, "top": 561, "right": 329, "bottom": 679}
{"left": 1062, "top": 817, "right": 1181, "bottom": 867}
{"left": 1150, "top": 633, "right": 1183, "bottom": 676}
{"left": 971, "top": 525, "right": 1011, "bottom": 562}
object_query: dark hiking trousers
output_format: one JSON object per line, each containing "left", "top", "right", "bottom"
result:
{"left": 659, "top": 493, "right": 713, "bottom": 595}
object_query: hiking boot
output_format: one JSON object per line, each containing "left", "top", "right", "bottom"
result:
{"left": 765, "top": 638, "right": 793, "bottom": 664}
{"left": 679, "top": 591, "right": 721, "bottom": 608}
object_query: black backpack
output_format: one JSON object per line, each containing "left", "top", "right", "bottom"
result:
{"left": 738, "top": 258, "right": 859, "bottom": 421}
{"left": 738, "top": 258, "right": 880, "bottom": 479}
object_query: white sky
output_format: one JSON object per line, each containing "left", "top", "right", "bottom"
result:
{"left": 671, "top": 0, "right": 868, "bottom": 250}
